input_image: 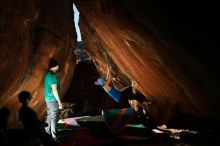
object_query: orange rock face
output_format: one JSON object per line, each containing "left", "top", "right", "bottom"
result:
{"left": 0, "top": 0, "right": 75, "bottom": 128}
{"left": 0, "top": 0, "right": 219, "bottom": 128}
{"left": 76, "top": 0, "right": 218, "bottom": 123}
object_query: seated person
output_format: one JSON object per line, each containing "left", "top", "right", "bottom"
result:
{"left": 95, "top": 67, "right": 152, "bottom": 109}
{"left": 18, "top": 91, "right": 57, "bottom": 146}
{"left": 18, "top": 91, "right": 41, "bottom": 135}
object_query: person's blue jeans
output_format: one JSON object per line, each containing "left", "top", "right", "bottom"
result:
{"left": 45, "top": 101, "right": 60, "bottom": 141}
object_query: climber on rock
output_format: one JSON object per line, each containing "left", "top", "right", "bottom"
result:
{"left": 94, "top": 66, "right": 153, "bottom": 111}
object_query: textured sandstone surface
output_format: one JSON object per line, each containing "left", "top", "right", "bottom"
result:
{"left": 0, "top": 0, "right": 75, "bottom": 128}
{"left": 77, "top": 0, "right": 207, "bottom": 122}
{"left": 0, "top": 0, "right": 219, "bottom": 128}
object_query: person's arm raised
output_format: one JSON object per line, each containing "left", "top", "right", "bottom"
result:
{"left": 103, "top": 67, "right": 112, "bottom": 91}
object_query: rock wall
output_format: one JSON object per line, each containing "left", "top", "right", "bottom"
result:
{"left": 0, "top": 0, "right": 75, "bottom": 128}
{"left": 75, "top": 0, "right": 219, "bottom": 123}
{"left": 0, "top": 0, "right": 219, "bottom": 128}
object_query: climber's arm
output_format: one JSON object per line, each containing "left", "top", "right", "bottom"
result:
{"left": 103, "top": 67, "right": 112, "bottom": 91}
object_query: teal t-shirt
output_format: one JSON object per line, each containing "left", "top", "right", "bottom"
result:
{"left": 44, "top": 71, "right": 61, "bottom": 102}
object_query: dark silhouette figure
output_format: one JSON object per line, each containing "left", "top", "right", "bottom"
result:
{"left": 18, "top": 91, "right": 58, "bottom": 146}
{"left": 18, "top": 91, "right": 41, "bottom": 135}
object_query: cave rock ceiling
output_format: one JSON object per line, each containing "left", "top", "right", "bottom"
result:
{"left": 0, "top": 0, "right": 219, "bottom": 127}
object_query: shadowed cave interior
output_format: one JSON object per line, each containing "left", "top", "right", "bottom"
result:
{"left": 0, "top": 0, "right": 220, "bottom": 145}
